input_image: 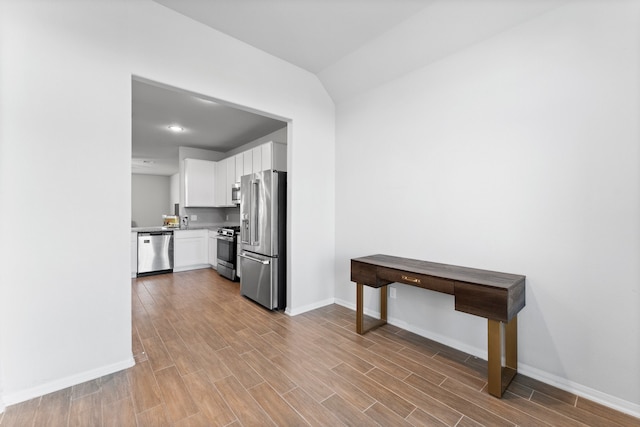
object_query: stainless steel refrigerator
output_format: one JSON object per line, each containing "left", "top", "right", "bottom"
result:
{"left": 239, "top": 170, "right": 287, "bottom": 310}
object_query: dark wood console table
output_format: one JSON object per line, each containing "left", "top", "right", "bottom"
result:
{"left": 350, "top": 254, "right": 526, "bottom": 398}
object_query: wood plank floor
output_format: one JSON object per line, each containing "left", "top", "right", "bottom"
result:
{"left": 1, "top": 268, "right": 638, "bottom": 426}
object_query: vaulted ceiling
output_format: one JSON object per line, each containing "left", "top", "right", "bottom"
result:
{"left": 154, "top": 0, "right": 568, "bottom": 101}
{"left": 135, "top": 0, "right": 568, "bottom": 175}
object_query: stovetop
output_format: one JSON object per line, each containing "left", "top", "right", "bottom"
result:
{"left": 218, "top": 226, "right": 241, "bottom": 236}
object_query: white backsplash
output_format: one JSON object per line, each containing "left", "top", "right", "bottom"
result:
{"left": 224, "top": 209, "right": 240, "bottom": 225}
{"left": 183, "top": 206, "right": 240, "bottom": 226}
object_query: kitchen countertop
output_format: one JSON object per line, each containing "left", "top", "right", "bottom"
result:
{"left": 132, "top": 224, "right": 239, "bottom": 233}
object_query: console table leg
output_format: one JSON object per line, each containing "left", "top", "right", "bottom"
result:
{"left": 380, "top": 285, "right": 388, "bottom": 323}
{"left": 488, "top": 317, "right": 518, "bottom": 397}
{"left": 488, "top": 319, "right": 502, "bottom": 397}
{"left": 355, "top": 283, "right": 388, "bottom": 335}
{"left": 505, "top": 316, "right": 518, "bottom": 370}
{"left": 356, "top": 283, "right": 364, "bottom": 334}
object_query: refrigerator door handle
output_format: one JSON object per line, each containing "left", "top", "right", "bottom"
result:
{"left": 240, "top": 253, "right": 270, "bottom": 265}
{"left": 250, "top": 179, "right": 260, "bottom": 245}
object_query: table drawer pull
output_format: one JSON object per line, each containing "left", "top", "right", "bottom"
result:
{"left": 401, "top": 275, "right": 421, "bottom": 284}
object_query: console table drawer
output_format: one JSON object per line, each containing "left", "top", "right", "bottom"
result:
{"left": 351, "top": 260, "right": 392, "bottom": 287}
{"left": 377, "top": 267, "right": 454, "bottom": 294}
{"left": 455, "top": 282, "right": 512, "bottom": 322}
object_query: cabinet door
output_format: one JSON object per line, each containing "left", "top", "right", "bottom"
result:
{"left": 243, "top": 151, "right": 252, "bottom": 175}
{"left": 226, "top": 157, "right": 235, "bottom": 205}
{"left": 261, "top": 143, "right": 272, "bottom": 171}
{"left": 184, "top": 159, "right": 216, "bottom": 207}
{"left": 214, "top": 159, "right": 226, "bottom": 207}
{"left": 272, "top": 142, "right": 287, "bottom": 171}
{"left": 252, "top": 146, "right": 262, "bottom": 173}
{"left": 174, "top": 231, "right": 208, "bottom": 268}
{"left": 235, "top": 154, "right": 243, "bottom": 183}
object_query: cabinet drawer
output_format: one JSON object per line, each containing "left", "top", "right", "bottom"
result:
{"left": 377, "top": 267, "right": 454, "bottom": 294}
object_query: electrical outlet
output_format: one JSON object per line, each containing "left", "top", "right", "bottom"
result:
{"left": 190, "top": 215, "right": 197, "bottom": 221}
{"left": 226, "top": 214, "right": 229, "bottom": 221}
{"left": 389, "top": 286, "right": 397, "bottom": 299}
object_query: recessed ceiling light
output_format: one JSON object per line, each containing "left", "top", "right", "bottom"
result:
{"left": 168, "top": 125, "right": 184, "bottom": 132}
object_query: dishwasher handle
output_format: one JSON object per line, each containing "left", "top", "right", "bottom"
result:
{"left": 240, "top": 253, "right": 270, "bottom": 265}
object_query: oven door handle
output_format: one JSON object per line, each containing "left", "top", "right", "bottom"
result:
{"left": 239, "top": 253, "right": 270, "bottom": 265}
{"left": 216, "top": 235, "right": 235, "bottom": 242}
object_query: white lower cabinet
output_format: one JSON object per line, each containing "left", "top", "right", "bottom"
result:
{"left": 208, "top": 231, "right": 218, "bottom": 269}
{"left": 131, "top": 232, "right": 138, "bottom": 278}
{"left": 174, "top": 229, "right": 209, "bottom": 272}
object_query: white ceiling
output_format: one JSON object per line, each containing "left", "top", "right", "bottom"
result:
{"left": 153, "top": 0, "right": 435, "bottom": 74}
{"left": 132, "top": 79, "right": 286, "bottom": 176}
{"left": 136, "top": 0, "right": 568, "bottom": 175}
{"left": 153, "top": 0, "right": 568, "bottom": 101}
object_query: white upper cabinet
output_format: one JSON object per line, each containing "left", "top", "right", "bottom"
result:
{"left": 252, "top": 146, "right": 262, "bottom": 173}
{"left": 243, "top": 150, "right": 252, "bottom": 175}
{"left": 262, "top": 141, "right": 287, "bottom": 172}
{"left": 248, "top": 141, "right": 287, "bottom": 175}
{"left": 235, "top": 154, "right": 243, "bottom": 183}
{"left": 213, "top": 156, "right": 237, "bottom": 207}
{"left": 225, "top": 157, "right": 236, "bottom": 205}
{"left": 214, "top": 157, "right": 227, "bottom": 207}
{"left": 184, "top": 158, "right": 216, "bottom": 207}
{"left": 213, "top": 157, "right": 237, "bottom": 207}
{"left": 184, "top": 142, "right": 285, "bottom": 209}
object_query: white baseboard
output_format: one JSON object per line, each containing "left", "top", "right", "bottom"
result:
{"left": 173, "top": 264, "right": 210, "bottom": 273}
{"left": 516, "top": 364, "right": 640, "bottom": 418}
{"left": 285, "top": 297, "right": 335, "bottom": 316}
{"left": 1, "top": 356, "right": 135, "bottom": 407}
{"left": 333, "top": 299, "right": 640, "bottom": 419}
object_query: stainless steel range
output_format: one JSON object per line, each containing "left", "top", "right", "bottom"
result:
{"left": 216, "top": 226, "right": 240, "bottom": 281}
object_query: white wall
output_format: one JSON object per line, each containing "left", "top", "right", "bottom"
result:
{"left": 0, "top": 0, "right": 335, "bottom": 406}
{"left": 335, "top": 1, "right": 639, "bottom": 415}
{"left": 0, "top": 1, "right": 134, "bottom": 406}
{"left": 131, "top": 174, "right": 170, "bottom": 227}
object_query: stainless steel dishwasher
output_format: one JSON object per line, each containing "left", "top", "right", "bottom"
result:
{"left": 137, "top": 231, "right": 174, "bottom": 276}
